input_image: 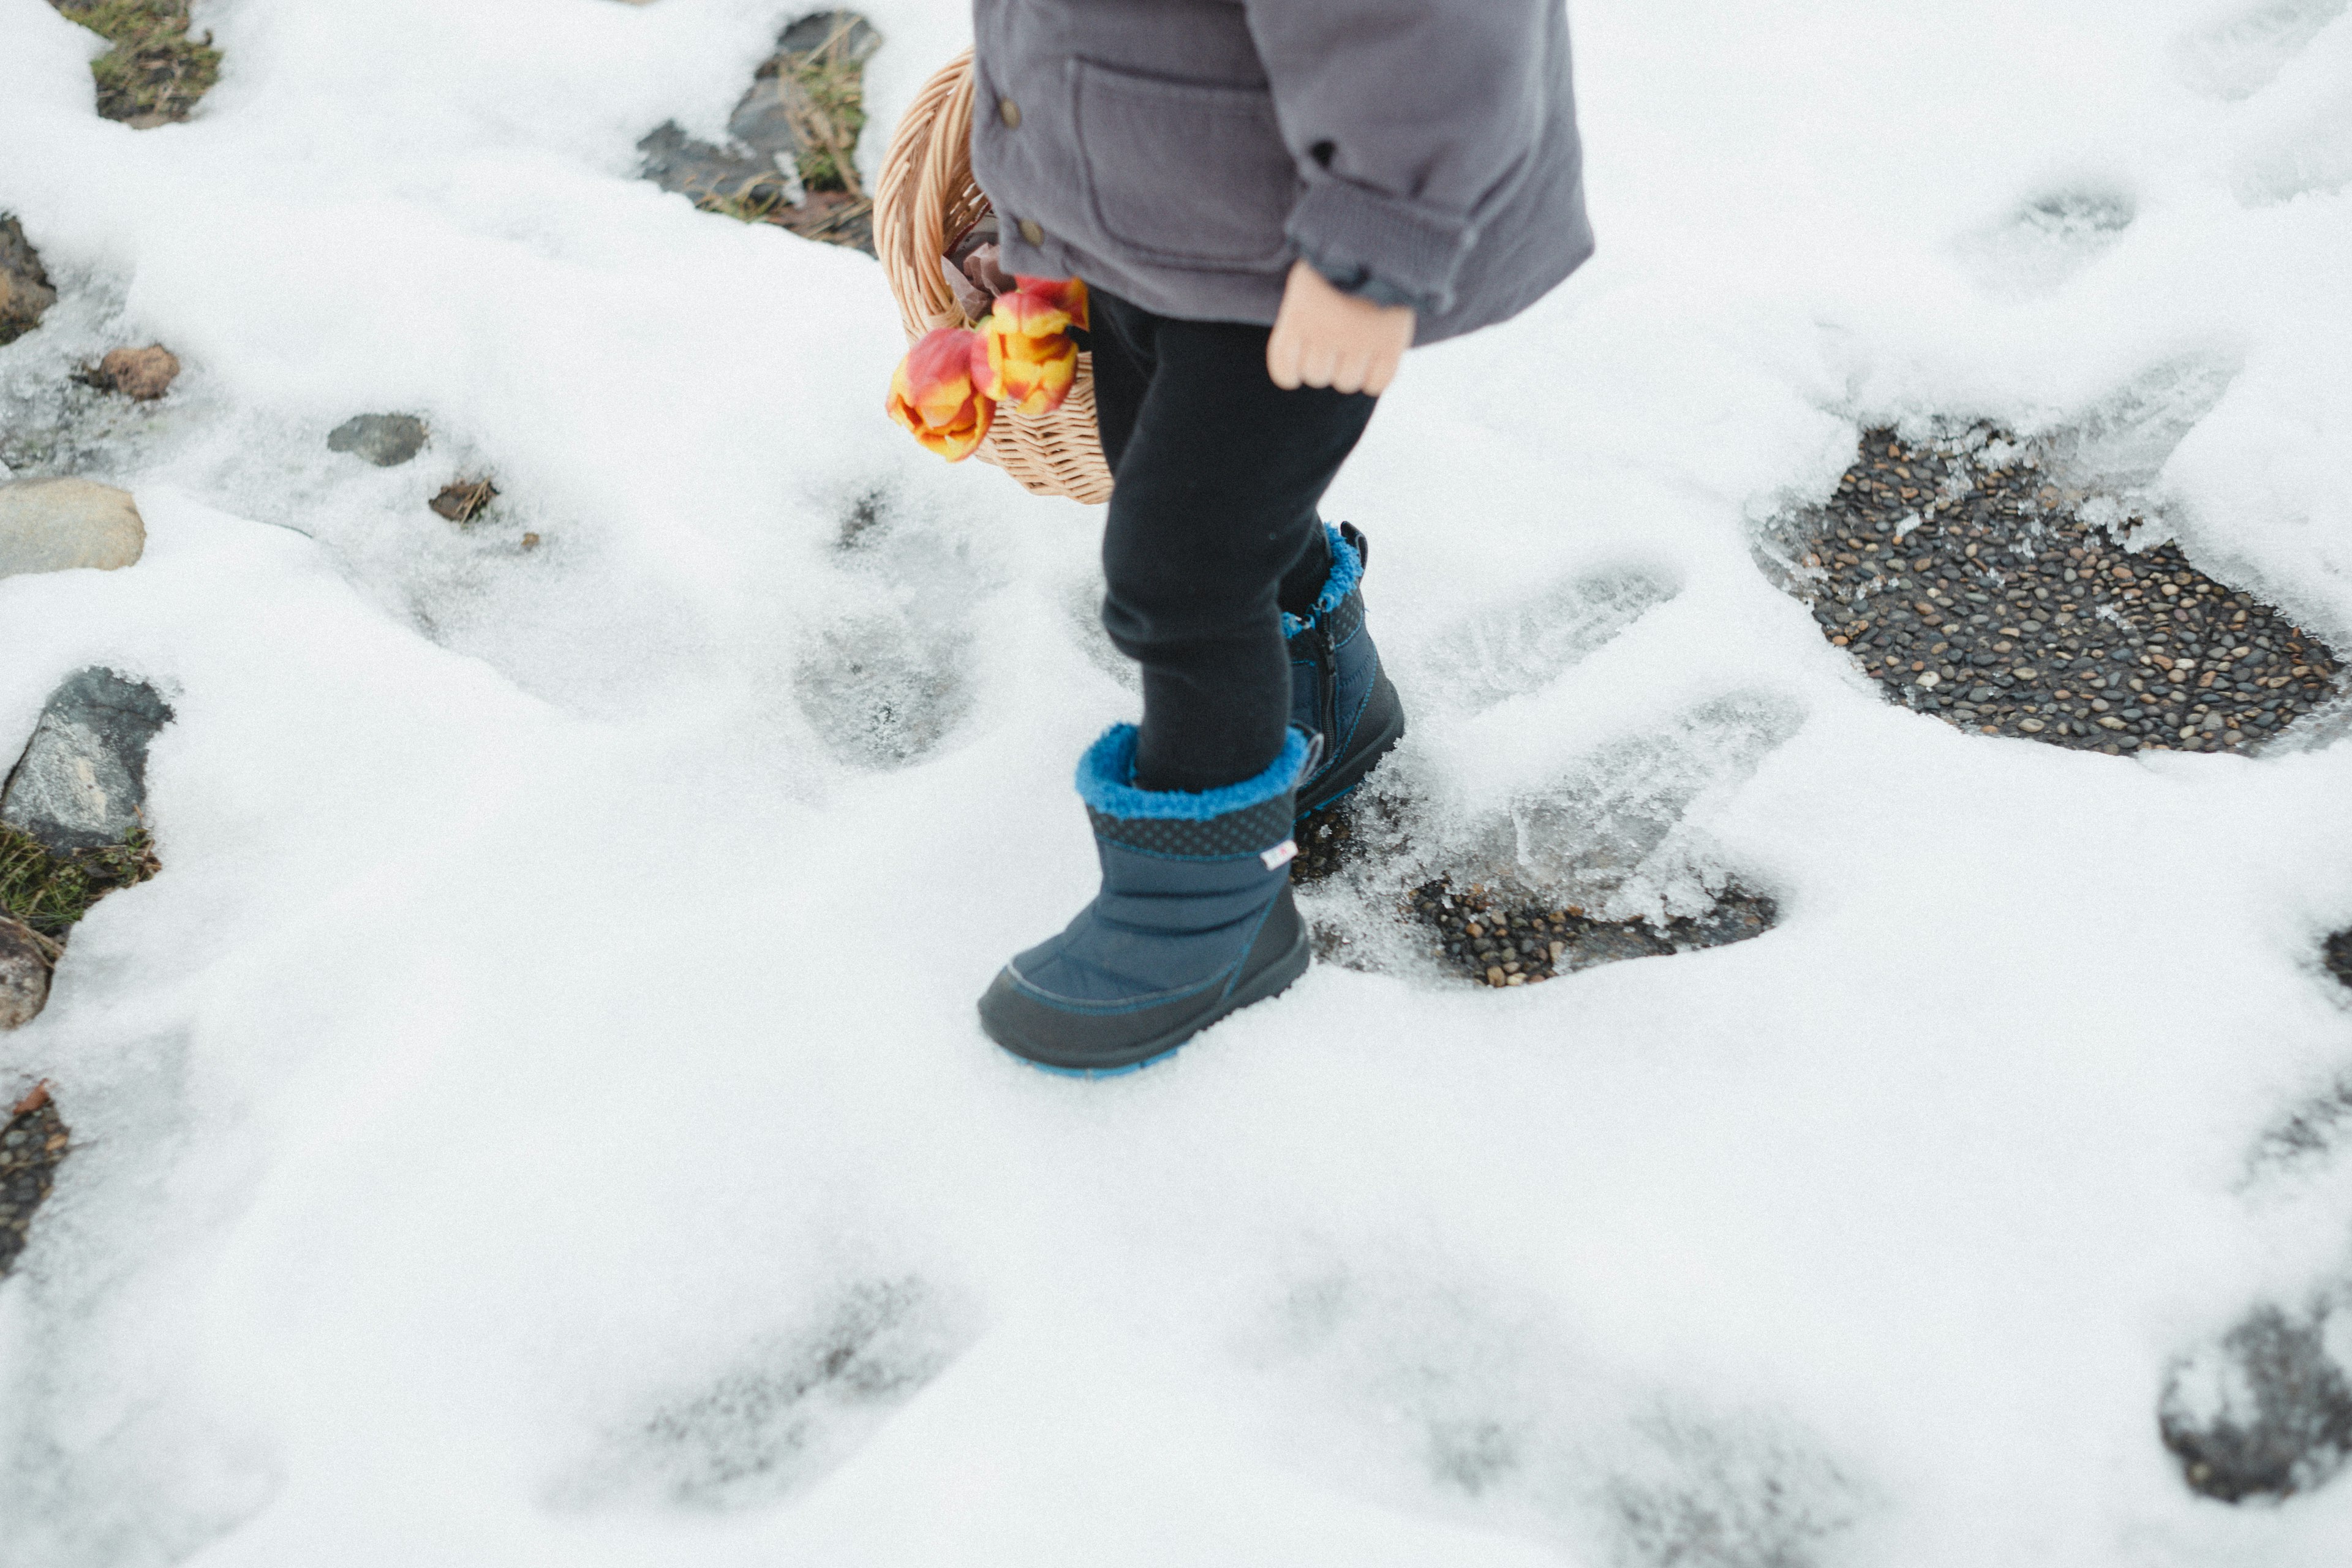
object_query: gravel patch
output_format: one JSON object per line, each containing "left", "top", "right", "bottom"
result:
{"left": 0, "top": 1082, "right": 68, "bottom": 1280}
{"left": 1406, "top": 881, "right": 1776, "bottom": 988}
{"left": 1787, "top": 426, "right": 2343, "bottom": 755}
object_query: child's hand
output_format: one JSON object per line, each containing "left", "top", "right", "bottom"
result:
{"left": 1265, "top": 260, "right": 1415, "bottom": 396}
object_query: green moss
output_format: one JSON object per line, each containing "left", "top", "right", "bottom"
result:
{"left": 0, "top": 823, "right": 159, "bottom": 942}
{"left": 51, "top": 0, "right": 221, "bottom": 126}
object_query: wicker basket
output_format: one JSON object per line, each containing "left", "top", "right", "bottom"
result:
{"left": 874, "top": 50, "right": 1114, "bottom": 504}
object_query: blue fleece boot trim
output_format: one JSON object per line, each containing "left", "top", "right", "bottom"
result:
{"left": 1076, "top": 723, "right": 1315, "bottom": 823}
{"left": 1279, "top": 522, "right": 1364, "bottom": 639}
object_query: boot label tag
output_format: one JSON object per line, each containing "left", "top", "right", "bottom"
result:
{"left": 1261, "top": 839, "right": 1298, "bottom": 870}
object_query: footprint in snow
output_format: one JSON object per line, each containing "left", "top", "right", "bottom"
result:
{"left": 1953, "top": 188, "right": 2136, "bottom": 300}
{"left": 1297, "top": 692, "right": 1802, "bottom": 986}
{"left": 1411, "top": 564, "right": 1678, "bottom": 717}
{"left": 2171, "top": 0, "right": 2348, "bottom": 100}
{"left": 1245, "top": 1257, "right": 1873, "bottom": 1566}
{"left": 793, "top": 486, "right": 992, "bottom": 770}
{"left": 2156, "top": 941, "right": 2352, "bottom": 1505}
{"left": 551, "top": 1275, "right": 970, "bottom": 1513}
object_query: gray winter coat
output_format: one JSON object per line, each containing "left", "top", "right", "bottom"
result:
{"left": 968, "top": 0, "right": 1594, "bottom": 345}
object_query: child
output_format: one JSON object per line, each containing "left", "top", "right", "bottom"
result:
{"left": 965, "top": 0, "right": 1594, "bottom": 1073}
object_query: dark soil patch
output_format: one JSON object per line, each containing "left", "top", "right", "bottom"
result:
{"left": 1787, "top": 426, "right": 2342, "bottom": 755}
{"left": 638, "top": 12, "right": 880, "bottom": 255}
{"left": 1, "top": 1083, "right": 69, "bottom": 1280}
{"left": 1408, "top": 880, "right": 1776, "bottom": 989}
{"left": 2327, "top": 930, "right": 2352, "bottom": 990}
{"left": 50, "top": 0, "right": 221, "bottom": 126}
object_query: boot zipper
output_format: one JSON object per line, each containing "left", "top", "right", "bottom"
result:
{"left": 1313, "top": 625, "right": 1338, "bottom": 776}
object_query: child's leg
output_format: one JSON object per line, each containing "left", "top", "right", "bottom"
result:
{"left": 1087, "top": 290, "right": 1373, "bottom": 793}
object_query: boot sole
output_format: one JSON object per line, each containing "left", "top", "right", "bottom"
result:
{"left": 1297, "top": 674, "right": 1407, "bottom": 820}
{"left": 995, "top": 917, "right": 1312, "bottom": 1079}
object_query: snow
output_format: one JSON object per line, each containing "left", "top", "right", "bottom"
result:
{"left": 2, "top": 0, "right": 2352, "bottom": 1562}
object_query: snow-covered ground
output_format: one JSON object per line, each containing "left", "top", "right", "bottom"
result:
{"left": 4, "top": 0, "right": 2352, "bottom": 1562}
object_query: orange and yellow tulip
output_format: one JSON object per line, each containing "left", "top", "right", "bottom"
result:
{"left": 976, "top": 277, "right": 1088, "bottom": 417}
{"left": 886, "top": 326, "right": 995, "bottom": 462}
{"left": 1014, "top": 274, "right": 1089, "bottom": 332}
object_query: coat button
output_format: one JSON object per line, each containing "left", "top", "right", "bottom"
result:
{"left": 998, "top": 97, "right": 1021, "bottom": 129}
{"left": 1019, "top": 217, "right": 1044, "bottom": 246}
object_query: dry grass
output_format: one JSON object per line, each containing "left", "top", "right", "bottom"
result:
{"left": 51, "top": 0, "right": 221, "bottom": 126}
{"left": 769, "top": 15, "right": 869, "bottom": 197}
{"left": 696, "top": 15, "right": 875, "bottom": 251}
{"left": 429, "top": 477, "right": 499, "bottom": 525}
{"left": 0, "top": 823, "right": 160, "bottom": 946}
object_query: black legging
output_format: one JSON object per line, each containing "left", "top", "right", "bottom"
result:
{"left": 1088, "top": 287, "right": 1379, "bottom": 794}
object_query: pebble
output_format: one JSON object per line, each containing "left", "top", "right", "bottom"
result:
{"left": 328, "top": 413, "right": 428, "bottom": 467}
{"left": 0, "top": 1083, "right": 67, "bottom": 1279}
{"left": 85, "top": 345, "right": 181, "bottom": 401}
{"left": 1790, "top": 426, "right": 2344, "bottom": 756}
{"left": 0, "top": 477, "right": 145, "bottom": 579}
{"left": 0, "top": 919, "right": 50, "bottom": 1031}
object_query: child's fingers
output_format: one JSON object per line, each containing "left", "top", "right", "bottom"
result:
{"left": 1300, "top": 343, "right": 1339, "bottom": 390}
{"left": 1266, "top": 330, "right": 1303, "bottom": 390}
{"left": 1329, "top": 350, "right": 1369, "bottom": 396}
{"left": 1363, "top": 346, "right": 1401, "bottom": 396}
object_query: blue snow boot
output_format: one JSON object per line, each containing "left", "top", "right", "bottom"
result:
{"left": 978, "top": 724, "right": 1317, "bottom": 1075}
{"left": 1287, "top": 522, "right": 1406, "bottom": 820}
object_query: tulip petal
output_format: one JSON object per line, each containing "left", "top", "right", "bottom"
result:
{"left": 1014, "top": 274, "right": 1090, "bottom": 333}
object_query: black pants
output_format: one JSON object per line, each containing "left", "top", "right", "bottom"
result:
{"left": 1090, "top": 288, "right": 1379, "bottom": 794}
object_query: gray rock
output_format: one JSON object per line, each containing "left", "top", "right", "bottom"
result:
{"left": 327, "top": 413, "right": 428, "bottom": 467}
{"left": 324, "top": 413, "right": 426, "bottom": 470}
{"left": 637, "top": 11, "right": 882, "bottom": 203}
{"left": 1, "top": 668, "right": 175, "bottom": 854}
{"left": 0, "top": 478, "right": 146, "bottom": 579}
{"left": 2160, "top": 1302, "right": 2352, "bottom": 1502}
{"left": 636, "top": 119, "right": 788, "bottom": 205}
{"left": 0, "top": 214, "right": 56, "bottom": 348}
{"left": 0, "top": 919, "right": 50, "bottom": 1030}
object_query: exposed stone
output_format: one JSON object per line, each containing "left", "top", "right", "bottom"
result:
{"left": 637, "top": 11, "right": 881, "bottom": 253}
{"left": 2160, "top": 1301, "right": 2352, "bottom": 1502}
{"left": 0, "top": 919, "right": 51, "bottom": 1030}
{"left": 0, "top": 214, "right": 58, "bottom": 347}
{"left": 87, "top": 344, "right": 181, "bottom": 401}
{"left": 1, "top": 667, "right": 175, "bottom": 854}
{"left": 326, "top": 412, "right": 428, "bottom": 467}
{"left": 0, "top": 477, "right": 146, "bottom": 579}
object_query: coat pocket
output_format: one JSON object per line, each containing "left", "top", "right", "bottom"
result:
{"left": 1072, "top": 59, "right": 1298, "bottom": 272}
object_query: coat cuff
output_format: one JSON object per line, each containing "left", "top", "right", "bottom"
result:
{"left": 1286, "top": 179, "right": 1477, "bottom": 314}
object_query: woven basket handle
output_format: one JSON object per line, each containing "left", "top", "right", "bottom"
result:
{"left": 875, "top": 50, "right": 980, "bottom": 337}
